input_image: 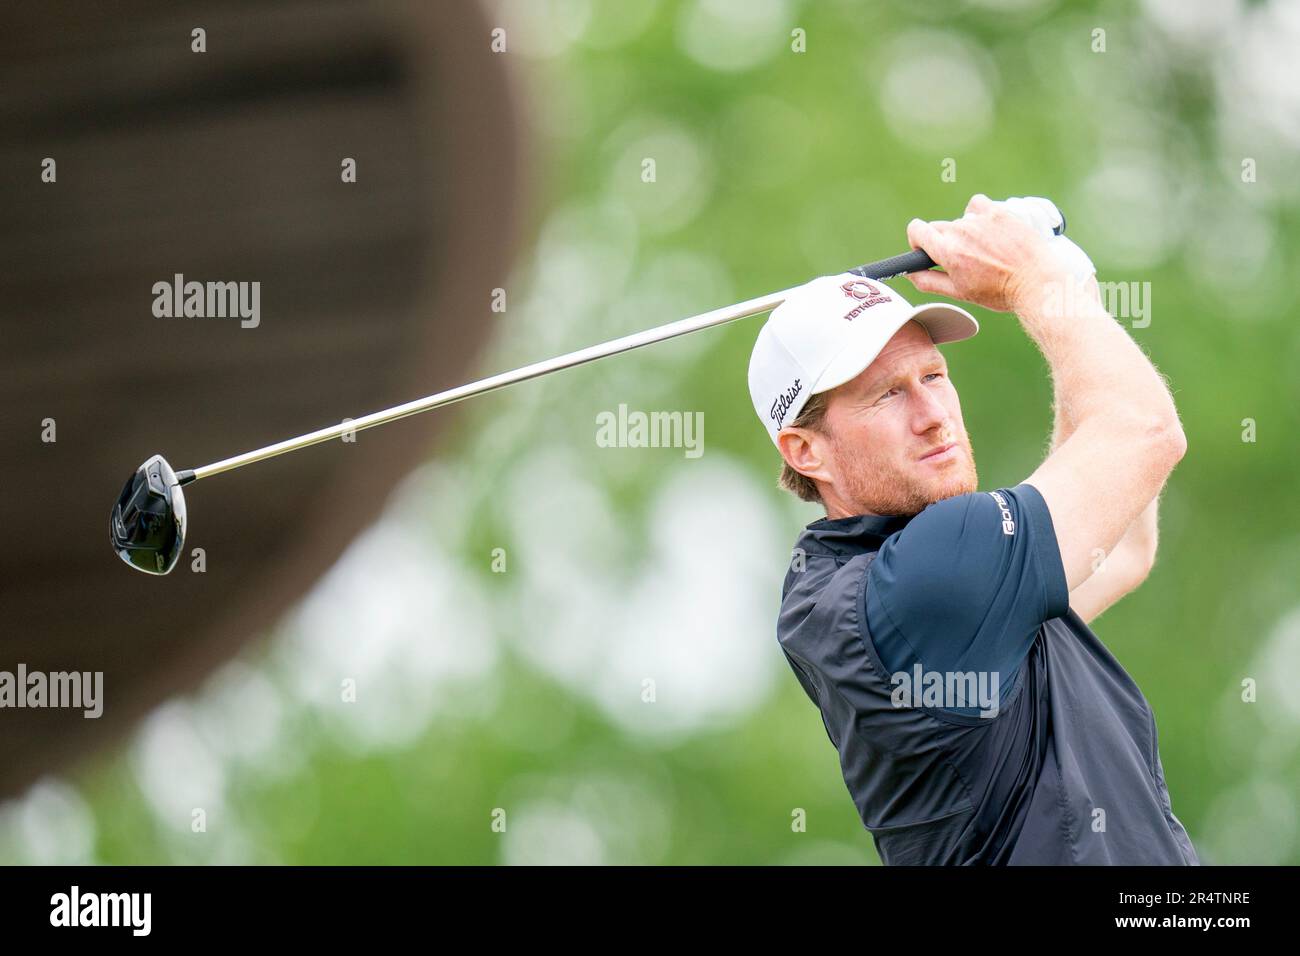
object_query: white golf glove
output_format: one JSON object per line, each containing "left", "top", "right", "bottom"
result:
{"left": 998, "top": 195, "right": 1095, "bottom": 283}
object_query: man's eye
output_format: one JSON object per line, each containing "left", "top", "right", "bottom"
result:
{"left": 924, "top": 372, "right": 945, "bottom": 383}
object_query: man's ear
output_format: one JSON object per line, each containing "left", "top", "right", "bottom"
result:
{"left": 778, "top": 426, "right": 834, "bottom": 485}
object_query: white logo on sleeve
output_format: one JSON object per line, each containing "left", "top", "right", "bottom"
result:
{"left": 988, "top": 492, "right": 1016, "bottom": 536}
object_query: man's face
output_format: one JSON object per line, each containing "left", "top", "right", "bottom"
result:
{"left": 785, "top": 321, "right": 978, "bottom": 518}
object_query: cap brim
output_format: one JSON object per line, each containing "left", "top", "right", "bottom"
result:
{"left": 810, "top": 303, "right": 979, "bottom": 397}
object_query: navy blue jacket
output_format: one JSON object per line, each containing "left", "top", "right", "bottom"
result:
{"left": 777, "top": 483, "right": 1199, "bottom": 865}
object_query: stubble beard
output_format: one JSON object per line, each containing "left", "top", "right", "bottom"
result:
{"left": 830, "top": 426, "right": 979, "bottom": 518}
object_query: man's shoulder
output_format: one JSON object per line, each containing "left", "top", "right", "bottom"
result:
{"left": 779, "top": 540, "right": 875, "bottom": 649}
{"left": 782, "top": 516, "right": 886, "bottom": 600}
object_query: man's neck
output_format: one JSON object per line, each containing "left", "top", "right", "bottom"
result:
{"left": 823, "top": 500, "right": 885, "bottom": 521}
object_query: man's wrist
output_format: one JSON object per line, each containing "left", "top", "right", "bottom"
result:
{"left": 1010, "top": 270, "right": 1102, "bottom": 321}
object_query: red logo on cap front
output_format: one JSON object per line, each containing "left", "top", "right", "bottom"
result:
{"left": 840, "top": 279, "right": 891, "bottom": 319}
{"left": 841, "top": 279, "right": 884, "bottom": 299}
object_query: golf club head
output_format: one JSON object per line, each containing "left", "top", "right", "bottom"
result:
{"left": 110, "top": 454, "right": 190, "bottom": 575}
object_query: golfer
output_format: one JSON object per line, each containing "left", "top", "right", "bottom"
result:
{"left": 749, "top": 195, "right": 1198, "bottom": 865}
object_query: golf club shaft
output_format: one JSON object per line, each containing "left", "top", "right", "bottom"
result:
{"left": 189, "top": 248, "right": 937, "bottom": 481}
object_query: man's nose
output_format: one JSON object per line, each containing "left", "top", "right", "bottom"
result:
{"left": 911, "top": 386, "right": 950, "bottom": 434}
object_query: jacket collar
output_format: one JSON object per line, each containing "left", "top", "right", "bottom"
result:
{"left": 796, "top": 511, "right": 914, "bottom": 558}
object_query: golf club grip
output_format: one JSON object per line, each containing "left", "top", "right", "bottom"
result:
{"left": 848, "top": 249, "right": 935, "bottom": 280}
{"left": 849, "top": 210, "right": 1066, "bottom": 280}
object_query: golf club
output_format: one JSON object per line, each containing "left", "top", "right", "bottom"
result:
{"left": 110, "top": 220, "right": 1067, "bottom": 576}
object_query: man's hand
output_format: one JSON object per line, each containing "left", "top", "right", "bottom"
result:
{"left": 904, "top": 194, "right": 1082, "bottom": 314}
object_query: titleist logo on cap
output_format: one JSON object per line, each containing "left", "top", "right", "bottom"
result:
{"left": 770, "top": 378, "right": 802, "bottom": 429}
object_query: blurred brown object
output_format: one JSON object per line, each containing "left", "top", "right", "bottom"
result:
{"left": 0, "top": 1, "right": 525, "bottom": 797}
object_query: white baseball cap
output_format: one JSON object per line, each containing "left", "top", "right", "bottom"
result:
{"left": 747, "top": 274, "right": 978, "bottom": 444}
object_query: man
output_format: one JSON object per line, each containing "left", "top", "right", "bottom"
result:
{"left": 748, "top": 194, "right": 1198, "bottom": 865}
